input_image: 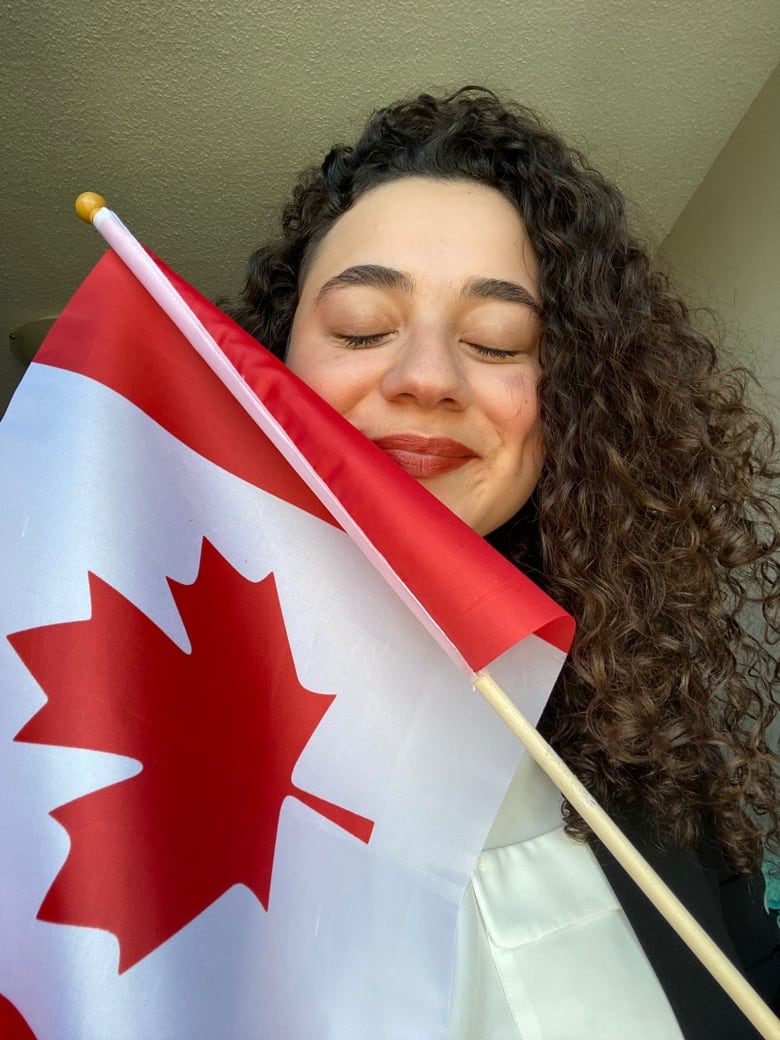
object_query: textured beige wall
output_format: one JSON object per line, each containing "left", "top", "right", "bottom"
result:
{"left": 660, "top": 64, "right": 780, "bottom": 425}
{"left": 661, "top": 67, "right": 779, "bottom": 689}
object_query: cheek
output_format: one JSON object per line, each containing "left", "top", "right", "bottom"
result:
{"left": 285, "top": 324, "right": 314, "bottom": 382}
{"left": 519, "top": 413, "right": 544, "bottom": 481}
{"left": 287, "top": 333, "right": 334, "bottom": 399}
{"left": 289, "top": 361, "right": 332, "bottom": 400}
{"left": 287, "top": 344, "right": 362, "bottom": 418}
{"left": 525, "top": 426, "right": 545, "bottom": 480}
{"left": 495, "top": 374, "right": 541, "bottom": 455}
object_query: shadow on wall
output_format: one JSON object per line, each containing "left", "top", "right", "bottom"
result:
{"left": 2, "top": 318, "right": 57, "bottom": 417}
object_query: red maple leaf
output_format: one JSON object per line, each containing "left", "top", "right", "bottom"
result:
{"left": 0, "top": 995, "right": 38, "bottom": 1040}
{"left": 9, "top": 540, "right": 374, "bottom": 973}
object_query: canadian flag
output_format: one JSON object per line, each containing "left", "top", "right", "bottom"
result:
{"left": 0, "top": 249, "right": 572, "bottom": 1039}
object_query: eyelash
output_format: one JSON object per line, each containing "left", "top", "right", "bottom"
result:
{"left": 468, "top": 343, "right": 524, "bottom": 360}
{"left": 339, "top": 333, "right": 390, "bottom": 348}
{"left": 339, "top": 333, "right": 524, "bottom": 360}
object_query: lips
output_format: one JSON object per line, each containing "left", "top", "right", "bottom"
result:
{"left": 372, "top": 434, "right": 477, "bottom": 478}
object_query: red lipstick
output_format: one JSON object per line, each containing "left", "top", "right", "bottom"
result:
{"left": 372, "top": 434, "right": 477, "bottom": 478}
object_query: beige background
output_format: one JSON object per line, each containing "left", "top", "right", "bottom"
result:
{"left": 660, "top": 64, "right": 780, "bottom": 426}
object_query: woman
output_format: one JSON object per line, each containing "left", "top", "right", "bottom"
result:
{"left": 225, "top": 88, "right": 780, "bottom": 1038}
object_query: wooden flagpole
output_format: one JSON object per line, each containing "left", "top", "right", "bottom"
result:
{"left": 473, "top": 671, "right": 780, "bottom": 1040}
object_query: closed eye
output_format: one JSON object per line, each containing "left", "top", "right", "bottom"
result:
{"left": 468, "top": 343, "right": 527, "bottom": 360}
{"left": 338, "top": 332, "right": 392, "bottom": 348}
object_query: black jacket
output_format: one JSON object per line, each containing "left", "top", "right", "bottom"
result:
{"left": 595, "top": 809, "right": 780, "bottom": 1040}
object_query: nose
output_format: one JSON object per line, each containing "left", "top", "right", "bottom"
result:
{"left": 379, "top": 330, "right": 470, "bottom": 410}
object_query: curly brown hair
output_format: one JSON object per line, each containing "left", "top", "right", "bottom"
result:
{"left": 224, "top": 87, "right": 780, "bottom": 873}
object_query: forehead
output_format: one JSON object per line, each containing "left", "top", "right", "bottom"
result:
{"left": 300, "top": 177, "right": 538, "bottom": 293}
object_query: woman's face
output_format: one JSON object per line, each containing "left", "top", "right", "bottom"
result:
{"left": 286, "top": 177, "right": 543, "bottom": 535}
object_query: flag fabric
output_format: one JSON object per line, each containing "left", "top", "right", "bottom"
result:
{"left": 0, "top": 249, "right": 572, "bottom": 1039}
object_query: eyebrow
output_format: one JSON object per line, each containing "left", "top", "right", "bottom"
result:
{"left": 462, "top": 277, "right": 541, "bottom": 315}
{"left": 314, "top": 265, "right": 415, "bottom": 303}
{"left": 313, "top": 264, "right": 541, "bottom": 314}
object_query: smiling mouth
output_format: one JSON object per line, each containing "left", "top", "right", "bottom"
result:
{"left": 372, "top": 434, "right": 477, "bottom": 478}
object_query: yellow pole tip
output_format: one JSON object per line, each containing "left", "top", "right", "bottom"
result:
{"left": 75, "top": 192, "right": 107, "bottom": 223}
